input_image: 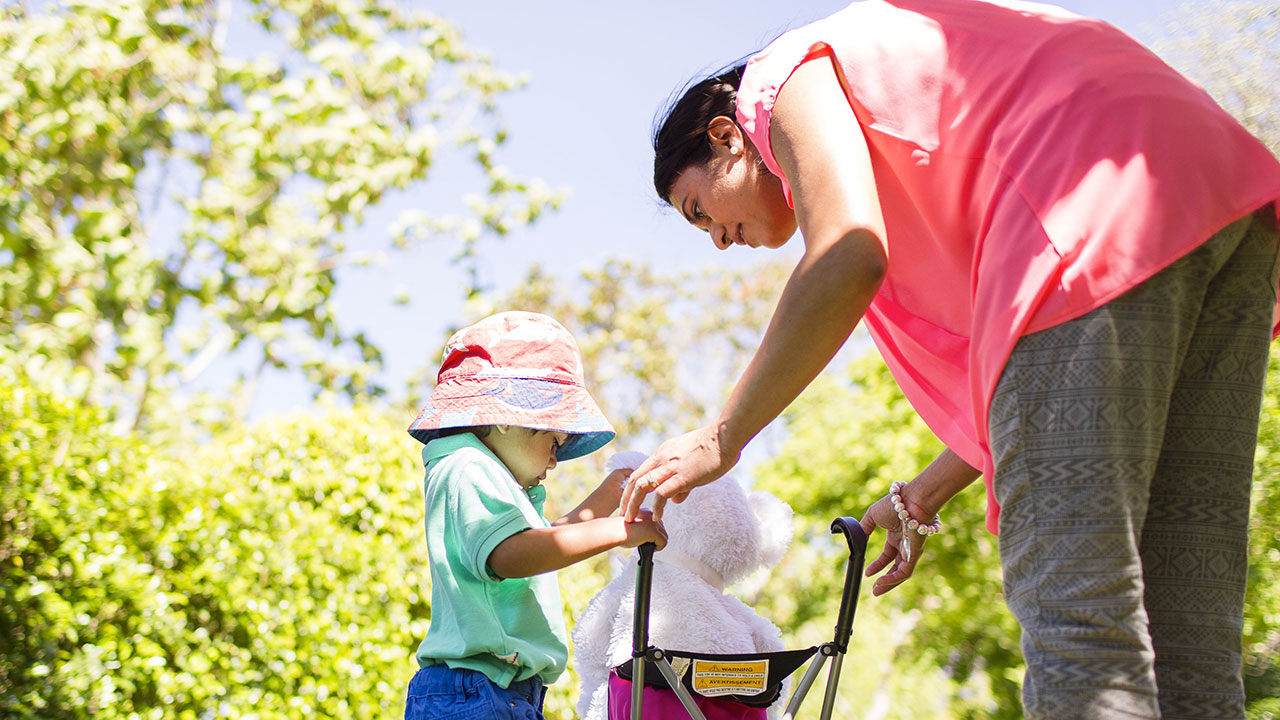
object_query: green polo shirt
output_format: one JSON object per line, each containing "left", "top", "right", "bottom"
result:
{"left": 414, "top": 433, "right": 568, "bottom": 687}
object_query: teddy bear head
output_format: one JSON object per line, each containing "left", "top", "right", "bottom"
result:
{"left": 657, "top": 476, "right": 793, "bottom": 589}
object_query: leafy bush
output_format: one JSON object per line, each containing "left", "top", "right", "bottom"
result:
{"left": 1, "top": 368, "right": 426, "bottom": 718}
{"left": 4, "top": 341, "right": 1276, "bottom": 719}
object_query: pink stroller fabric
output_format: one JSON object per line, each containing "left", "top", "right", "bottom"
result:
{"left": 608, "top": 671, "right": 767, "bottom": 720}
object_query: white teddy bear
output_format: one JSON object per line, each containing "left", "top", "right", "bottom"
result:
{"left": 572, "top": 451, "right": 795, "bottom": 720}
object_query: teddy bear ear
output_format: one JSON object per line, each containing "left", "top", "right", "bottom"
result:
{"left": 748, "top": 490, "right": 795, "bottom": 568}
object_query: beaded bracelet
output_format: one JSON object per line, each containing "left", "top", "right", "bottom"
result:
{"left": 890, "top": 480, "right": 941, "bottom": 562}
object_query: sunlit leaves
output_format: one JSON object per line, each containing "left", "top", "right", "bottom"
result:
{"left": 0, "top": 0, "right": 558, "bottom": 430}
{"left": 0, "top": 368, "right": 425, "bottom": 718}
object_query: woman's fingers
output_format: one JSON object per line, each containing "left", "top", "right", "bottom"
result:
{"left": 872, "top": 570, "right": 909, "bottom": 596}
{"left": 861, "top": 509, "right": 898, "bottom": 576}
{"left": 620, "top": 466, "right": 641, "bottom": 519}
{"left": 865, "top": 545, "right": 896, "bottom": 576}
{"left": 622, "top": 462, "right": 667, "bottom": 521}
{"left": 860, "top": 492, "right": 927, "bottom": 594}
{"left": 649, "top": 493, "right": 668, "bottom": 523}
{"left": 873, "top": 544, "right": 921, "bottom": 595}
{"left": 621, "top": 467, "right": 646, "bottom": 521}
{"left": 621, "top": 426, "right": 735, "bottom": 521}
{"left": 871, "top": 536, "right": 923, "bottom": 595}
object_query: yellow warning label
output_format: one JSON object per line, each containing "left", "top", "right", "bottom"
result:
{"left": 691, "top": 659, "right": 768, "bottom": 697}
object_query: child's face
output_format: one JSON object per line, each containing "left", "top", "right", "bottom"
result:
{"left": 481, "top": 427, "right": 568, "bottom": 488}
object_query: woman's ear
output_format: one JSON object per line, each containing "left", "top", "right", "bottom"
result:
{"left": 495, "top": 425, "right": 509, "bottom": 435}
{"left": 706, "top": 115, "right": 745, "bottom": 158}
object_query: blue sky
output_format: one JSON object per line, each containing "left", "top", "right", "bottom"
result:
{"left": 251, "top": 0, "right": 1191, "bottom": 418}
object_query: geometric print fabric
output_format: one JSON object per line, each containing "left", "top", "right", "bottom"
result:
{"left": 989, "top": 207, "right": 1279, "bottom": 719}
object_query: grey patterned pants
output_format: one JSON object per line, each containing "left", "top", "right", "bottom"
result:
{"left": 989, "top": 206, "right": 1279, "bottom": 719}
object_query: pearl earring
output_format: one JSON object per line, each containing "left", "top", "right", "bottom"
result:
{"left": 729, "top": 145, "right": 739, "bottom": 156}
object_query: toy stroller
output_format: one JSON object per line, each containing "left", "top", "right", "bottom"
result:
{"left": 611, "top": 517, "right": 868, "bottom": 720}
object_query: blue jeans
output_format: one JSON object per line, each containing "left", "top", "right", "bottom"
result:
{"left": 404, "top": 664, "right": 546, "bottom": 720}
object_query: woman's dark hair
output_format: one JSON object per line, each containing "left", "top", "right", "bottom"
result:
{"left": 652, "top": 63, "right": 747, "bottom": 205}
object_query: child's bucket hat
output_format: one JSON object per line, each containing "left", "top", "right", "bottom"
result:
{"left": 408, "top": 311, "right": 615, "bottom": 460}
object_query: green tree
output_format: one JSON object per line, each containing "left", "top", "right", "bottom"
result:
{"left": 1243, "top": 348, "right": 1280, "bottom": 717}
{"left": 754, "top": 355, "right": 1019, "bottom": 719}
{"left": 0, "top": 0, "right": 560, "bottom": 430}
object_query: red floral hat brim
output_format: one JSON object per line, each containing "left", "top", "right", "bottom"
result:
{"left": 407, "top": 376, "right": 615, "bottom": 461}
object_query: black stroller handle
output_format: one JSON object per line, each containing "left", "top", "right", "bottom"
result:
{"left": 622, "top": 524, "right": 867, "bottom": 720}
{"left": 631, "top": 522, "right": 867, "bottom": 654}
{"left": 830, "top": 517, "right": 868, "bottom": 654}
{"left": 631, "top": 542, "right": 658, "bottom": 719}
{"left": 632, "top": 542, "right": 657, "bottom": 659}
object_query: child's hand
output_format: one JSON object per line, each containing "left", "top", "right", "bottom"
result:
{"left": 622, "top": 509, "right": 668, "bottom": 550}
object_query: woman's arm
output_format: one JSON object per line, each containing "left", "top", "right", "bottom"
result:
{"left": 723, "top": 52, "right": 889, "bottom": 450}
{"left": 487, "top": 510, "right": 666, "bottom": 579}
{"left": 624, "top": 55, "right": 886, "bottom": 520}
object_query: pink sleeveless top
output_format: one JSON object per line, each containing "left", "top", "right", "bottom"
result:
{"left": 736, "top": 0, "right": 1280, "bottom": 531}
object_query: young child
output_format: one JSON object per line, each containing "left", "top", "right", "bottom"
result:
{"left": 402, "top": 310, "right": 667, "bottom": 720}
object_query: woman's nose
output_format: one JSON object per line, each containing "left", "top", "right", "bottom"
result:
{"left": 712, "top": 224, "right": 731, "bottom": 250}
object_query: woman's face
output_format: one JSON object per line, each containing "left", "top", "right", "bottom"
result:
{"left": 667, "top": 130, "right": 797, "bottom": 251}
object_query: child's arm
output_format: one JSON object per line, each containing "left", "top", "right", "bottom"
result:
{"left": 554, "top": 450, "right": 648, "bottom": 525}
{"left": 554, "top": 469, "right": 630, "bottom": 525}
{"left": 487, "top": 510, "right": 667, "bottom": 579}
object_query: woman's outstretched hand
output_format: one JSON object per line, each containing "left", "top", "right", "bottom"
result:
{"left": 859, "top": 450, "right": 978, "bottom": 595}
{"left": 860, "top": 493, "right": 928, "bottom": 596}
{"left": 620, "top": 424, "right": 739, "bottom": 522}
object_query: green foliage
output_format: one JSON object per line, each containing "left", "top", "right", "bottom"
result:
{"left": 3, "top": 2, "right": 1277, "bottom": 719}
{"left": 1, "top": 365, "right": 426, "bottom": 718}
{"left": 754, "top": 352, "right": 1021, "bottom": 719}
{"left": 754, "top": 344, "right": 1280, "bottom": 718}
{"left": 0, "top": 0, "right": 561, "bottom": 428}
{"left": 1245, "top": 346, "right": 1280, "bottom": 708}
{"left": 4, "top": 281, "right": 1278, "bottom": 720}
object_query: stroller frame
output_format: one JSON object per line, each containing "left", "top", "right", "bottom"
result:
{"left": 623, "top": 517, "right": 868, "bottom": 720}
